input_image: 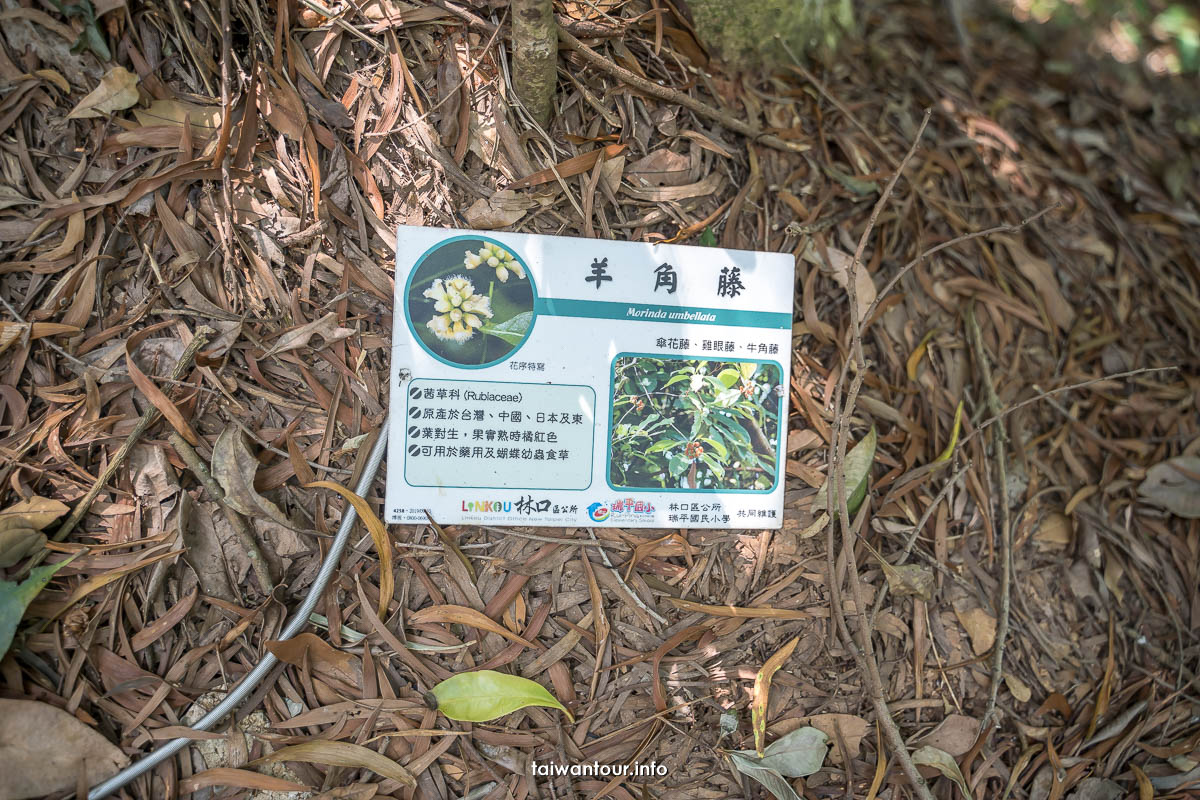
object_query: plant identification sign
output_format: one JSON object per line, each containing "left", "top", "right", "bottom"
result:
{"left": 386, "top": 226, "right": 794, "bottom": 529}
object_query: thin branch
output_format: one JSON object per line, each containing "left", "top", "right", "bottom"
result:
{"left": 966, "top": 302, "right": 1010, "bottom": 734}
{"left": 557, "top": 29, "right": 810, "bottom": 154}
{"left": 825, "top": 110, "right": 937, "bottom": 800}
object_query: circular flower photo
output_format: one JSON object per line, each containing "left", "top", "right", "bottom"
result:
{"left": 405, "top": 237, "right": 535, "bottom": 367}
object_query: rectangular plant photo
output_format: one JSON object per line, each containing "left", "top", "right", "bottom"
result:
{"left": 609, "top": 355, "right": 783, "bottom": 492}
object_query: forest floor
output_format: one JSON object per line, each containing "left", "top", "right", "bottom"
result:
{"left": 0, "top": 1, "right": 1198, "bottom": 799}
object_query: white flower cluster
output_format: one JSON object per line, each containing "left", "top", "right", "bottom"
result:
{"left": 464, "top": 242, "right": 525, "bottom": 283}
{"left": 424, "top": 276, "right": 492, "bottom": 343}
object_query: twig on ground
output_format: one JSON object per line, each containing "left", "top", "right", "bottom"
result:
{"left": 959, "top": 366, "right": 1177, "bottom": 448}
{"left": 859, "top": 205, "right": 1059, "bottom": 332}
{"left": 587, "top": 527, "right": 667, "bottom": 625}
{"left": 966, "top": 302, "right": 1011, "bottom": 735}
{"left": 169, "top": 432, "right": 275, "bottom": 593}
{"left": 557, "top": 29, "right": 810, "bottom": 154}
{"left": 49, "top": 326, "right": 215, "bottom": 545}
{"left": 825, "top": 109, "right": 936, "bottom": 800}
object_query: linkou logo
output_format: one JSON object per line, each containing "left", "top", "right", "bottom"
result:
{"left": 461, "top": 499, "right": 513, "bottom": 513}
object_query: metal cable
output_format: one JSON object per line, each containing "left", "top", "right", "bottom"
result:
{"left": 89, "top": 422, "right": 391, "bottom": 799}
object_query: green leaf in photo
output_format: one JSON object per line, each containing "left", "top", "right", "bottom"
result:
{"left": 0, "top": 555, "right": 77, "bottom": 660}
{"left": 812, "top": 427, "right": 877, "bottom": 515}
{"left": 700, "top": 453, "right": 725, "bottom": 479}
{"left": 479, "top": 311, "right": 533, "bottom": 345}
{"left": 698, "top": 226, "right": 717, "bottom": 247}
{"left": 700, "top": 436, "right": 728, "bottom": 460}
{"left": 668, "top": 453, "right": 690, "bottom": 478}
{"left": 717, "top": 368, "right": 741, "bottom": 388}
{"left": 431, "top": 670, "right": 573, "bottom": 723}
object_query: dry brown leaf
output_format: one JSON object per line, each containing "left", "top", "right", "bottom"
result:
{"left": 1033, "top": 511, "right": 1073, "bottom": 550}
{"left": 621, "top": 170, "right": 722, "bottom": 201}
{"left": 0, "top": 698, "right": 128, "bottom": 799}
{"left": 463, "top": 189, "right": 533, "bottom": 229}
{"left": 507, "top": 143, "right": 628, "bottom": 191}
{"left": 262, "top": 312, "right": 354, "bottom": 357}
{"left": 0, "top": 529, "right": 45, "bottom": 568}
{"left": 0, "top": 496, "right": 68, "bottom": 533}
{"left": 132, "top": 99, "right": 222, "bottom": 137}
{"left": 179, "top": 767, "right": 309, "bottom": 795}
{"left": 1138, "top": 456, "right": 1200, "bottom": 518}
{"left": 802, "top": 241, "right": 876, "bottom": 322}
{"left": 67, "top": 66, "right": 139, "bottom": 119}
{"left": 800, "top": 714, "right": 869, "bottom": 763}
{"left": 1005, "top": 673, "right": 1033, "bottom": 703}
{"left": 212, "top": 428, "right": 293, "bottom": 528}
{"left": 252, "top": 741, "right": 415, "bottom": 787}
{"left": 407, "top": 604, "right": 535, "bottom": 649}
{"left": 996, "top": 236, "right": 1075, "bottom": 332}
{"left": 668, "top": 598, "right": 811, "bottom": 620}
{"left": 125, "top": 323, "right": 200, "bottom": 445}
{"left": 626, "top": 149, "right": 692, "bottom": 186}
{"left": 266, "top": 632, "right": 361, "bottom": 685}
{"left": 953, "top": 605, "right": 997, "bottom": 655}
{"left": 307, "top": 479, "right": 393, "bottom": 616}
{"left": 916, "top": 713, "right": 980, "bottom": 756}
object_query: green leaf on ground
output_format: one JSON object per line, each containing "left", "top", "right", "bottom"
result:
{"left": 432, "top": 670, "right": 573, "bottom": 723}
{"left": 812, "top": 427, "right": 877, "bottom": 514}
{"left": 0, "top": 555, "right": 76, "bottom": 660}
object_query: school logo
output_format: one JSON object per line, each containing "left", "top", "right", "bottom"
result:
{"left": 587, "top": 502, "right": 610, "bottom": 522}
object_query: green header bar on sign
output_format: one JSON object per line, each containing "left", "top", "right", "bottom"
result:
{"left": 536, "top": 298, "right": 791, "bottom": 329}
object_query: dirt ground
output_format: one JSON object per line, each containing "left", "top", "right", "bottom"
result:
{"left": 0, "top": 1, "right": 1198, "bottom": 799}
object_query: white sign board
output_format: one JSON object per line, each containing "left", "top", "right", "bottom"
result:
{"left": 386, "top": 226, "right": 793, "bottom": 529}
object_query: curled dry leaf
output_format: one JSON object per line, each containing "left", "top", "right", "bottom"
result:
{"left": 266, "top": 632, "right": 361, "bottom": 685}
{"left": 179, "top": 767, "right": 309, "bottom": 795}
{"left": 251, "top": 741, "right": 415, "bottom": 788}
{"left": 0, "top": 322, "right": 78, "bottom": 357}
{"left": 431, "top": 669, "right": 573, "bottom": 723}
{"left": 407, "top": 604, "right": 534, "bottom": 649}
{"left": 66, "top": 66, "right": 140, "bottom": 119}
{"left": 306, "top": 480, "right": 393, "bottom": 616}
{"left": 212, "top": 428, "right": 293, "bottom": 528}
{"left": 752, "top": 635, "right": 799, "bottom": 756}
{"left": 1138, "top": 456, "right": 1200, "bottom": 518}
{"left": 0, "top": 698, "right": 128, "bottom": 799}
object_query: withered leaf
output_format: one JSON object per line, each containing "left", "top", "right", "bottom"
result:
{"left": 752, "top": 636, "right": 799, "bottom": 756}
{"left": 211, "top": 428, "right": 293, "bottom": 527}
{"left": 463, "top": 190, "right": 533, "bottom": 229}
{"left": 0, "top": 698, "right": 128, "bottom": 798}
{"left": 66, "top": 66, "right": 139, "bottom": 119}
{"left": 1138, "top": 456, "right": 1200, "bottom": 519}
{"left": 262, "top": 312, "right": 355, "bottom": 357}
{"left": 251, "top": 741, "right": 415, "bottom": 787}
